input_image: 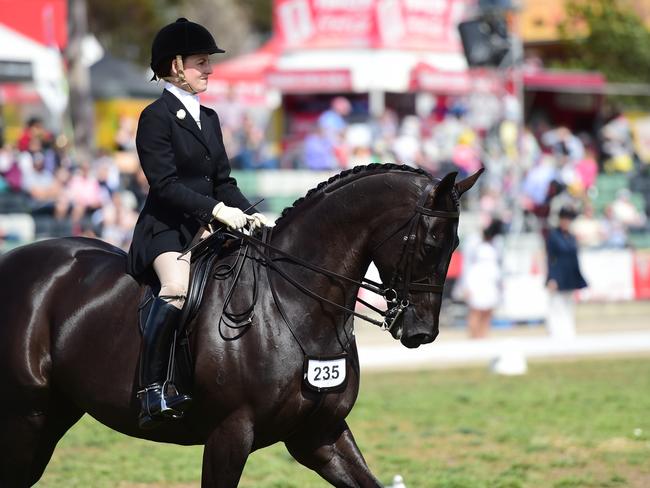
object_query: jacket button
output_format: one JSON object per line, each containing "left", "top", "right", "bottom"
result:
{"left": 205, "top": 155, "right": 211, "bottom": 160}
{"left": 204, "top": 175, "right": 212, "bottom": 182}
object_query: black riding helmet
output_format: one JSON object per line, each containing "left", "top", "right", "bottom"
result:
{"left": 150, "top": 18, "right": 225, "bottom": 77}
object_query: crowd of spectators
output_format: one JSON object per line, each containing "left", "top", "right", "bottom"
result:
{"left": 214, "top": 91, "right": 649, "bottom": 251}
{"left": 281, "top": 95, "right": 650, "bottom": 249}
{"left": 1, "top": 95, "right": 650, "bottom": 253}
{"left": 0, "top": 117, "right": 142, "bottom": 250}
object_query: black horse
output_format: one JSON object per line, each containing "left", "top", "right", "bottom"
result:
{"left": 0, "top": 164, "right": 481, "bottom": 487}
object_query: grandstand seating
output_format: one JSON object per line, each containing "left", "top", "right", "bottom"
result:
{"left": 592, "top": 173, "right": 646, "bottom": 214}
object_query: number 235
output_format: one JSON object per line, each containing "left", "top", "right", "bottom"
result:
{"left": 313, "top": 365, "right": 340, "bottom": 381}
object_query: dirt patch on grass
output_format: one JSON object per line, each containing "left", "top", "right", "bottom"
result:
{"left": 597, "top": 437, "right": 644, "bottom": 452}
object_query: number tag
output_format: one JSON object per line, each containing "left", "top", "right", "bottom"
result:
{"left": 303, "top": 355, "right": 347, "bottom": 393}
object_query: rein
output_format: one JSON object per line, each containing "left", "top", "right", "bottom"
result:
{"left": 220, "top": 179, "right": 459, "bottom": 332}
{"left": 225, "top": 227, "right": 388, "bottom": 327}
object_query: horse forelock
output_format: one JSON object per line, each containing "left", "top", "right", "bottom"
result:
{"left": 275, "top": 164, "right": 434, "bottom": 225}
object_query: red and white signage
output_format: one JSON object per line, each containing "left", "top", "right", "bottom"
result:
{"left": 273, "top": 0, "right": 474, "bottom": 52}
{"left": 0, "top": 83, "right": 40, "bottom": 103}
{"left": 266, "top": 68, "right": 352, "bottom": 93}
{"left": 410, "top": 63, "right": 500, "bottom": 94}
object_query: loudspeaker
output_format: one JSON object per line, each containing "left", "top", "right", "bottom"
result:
{"left": 458, "top": 15, "right": 511, "bottom": 67}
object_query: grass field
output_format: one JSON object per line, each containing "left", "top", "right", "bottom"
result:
{"left": 37, "top": 357, "right": 650, "bottom": 488}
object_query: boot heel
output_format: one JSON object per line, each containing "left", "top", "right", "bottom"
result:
{"left": 137, "top": 385, "right": 167, "bottom": 429}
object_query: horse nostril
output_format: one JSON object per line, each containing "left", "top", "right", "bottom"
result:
{"left": 414, "top": 333, "right": 435, "bottom": 344}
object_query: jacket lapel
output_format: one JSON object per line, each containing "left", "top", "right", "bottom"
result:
{"left": 200, "top": 108, "right": 216, "bottom": 147}
{"left": 162, "top": 89, "right": 210, "bottom": 152}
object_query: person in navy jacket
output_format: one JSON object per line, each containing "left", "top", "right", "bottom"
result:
{"left": 126, "top": 18, "right": 268, "bottom": 429}
{"left": 545, "top": 207, "right": 587, "bottom": 339}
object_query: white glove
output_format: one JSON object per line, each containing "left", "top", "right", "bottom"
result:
{"left": 212, "top": 202, "right": 248, "bottom": 230}
{"left": 248, "top": 212, "right": 270, "bottom": 230}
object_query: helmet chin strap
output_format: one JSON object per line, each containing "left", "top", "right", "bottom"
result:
{"left": 163, "top": 55, "right": 198, "bottom": 95}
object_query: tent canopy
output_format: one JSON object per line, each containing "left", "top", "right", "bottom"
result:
{"left": 210, "top": 45, "right": 468, "bottom": 94}
{"left": 0, "top": 23, "right": 67, "bottom": 116}
{"left": 270, "top": 49, "right": 466, "bottom": 93}
{"left": 209, "top": 0, "right": 470, "bottom": 95}
{"left": 0, "top": 0, "right": 67, "bottom": 48}
{"left": 210, "top": 41, "right": 281, "bottom": 83}
{"left": 523, "top": 68, "right": 606, "bottom": 93}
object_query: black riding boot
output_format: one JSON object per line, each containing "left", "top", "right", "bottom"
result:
{"left": 137, "top": 297, "right": 192, "bottom": 429}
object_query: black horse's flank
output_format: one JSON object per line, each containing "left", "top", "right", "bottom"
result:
{"left": 0, "top": 164, "right": 481, "bottom": 487}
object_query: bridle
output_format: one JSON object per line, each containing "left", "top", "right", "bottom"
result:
{"left": 368, "top": 180, "right": 459, "bottom": 332}
{"left": 220, "top": 178, "right": 459, "bottom": 333}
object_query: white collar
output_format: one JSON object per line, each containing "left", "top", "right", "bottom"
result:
{"left": 165, "top": 82, "right": 201, "bottom": 123}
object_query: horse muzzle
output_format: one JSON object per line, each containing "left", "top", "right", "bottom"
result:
{"left": 394, "top": 306, "right": 438, "bottom": 349}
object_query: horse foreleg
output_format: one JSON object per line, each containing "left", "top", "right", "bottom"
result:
{"left": 285, "top": 420, "right": 383, "bottom": 488}
{"left": 201, "top": 413, "right": 254, "bottom": 488}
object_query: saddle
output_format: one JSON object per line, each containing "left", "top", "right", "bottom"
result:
{"left": 137, "top": 232, "right": 232, "bottom": 394}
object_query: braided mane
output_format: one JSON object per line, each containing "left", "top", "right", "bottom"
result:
{"left": 275, "top": 163, "right": 434, "bottom": 225}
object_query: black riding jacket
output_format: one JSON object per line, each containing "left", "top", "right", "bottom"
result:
{"left": 126, "top": 89, "right": 250, "bottom": 279}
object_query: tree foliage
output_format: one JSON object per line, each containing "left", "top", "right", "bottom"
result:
{"left": 181, "top": 0, "right": 256, "bottom": 58}
{"left": 558, "top": 0, "right": 650, "bottom": 84}
{"left": 86, "top": 0, "right": 184, "bottom": 65}
{"left": 240, "top": 0, "right": 273, "bottom": 36}
{"left": 86, "top": 0, "right": 269, "bottom": 67}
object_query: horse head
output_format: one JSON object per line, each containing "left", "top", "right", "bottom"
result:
{"left": 371, "top": 168, "right": 483, "bottom": 348}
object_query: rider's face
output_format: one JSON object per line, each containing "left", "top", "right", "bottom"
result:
{"left": 173, "top": 54, "right": 213, "bottom": 93}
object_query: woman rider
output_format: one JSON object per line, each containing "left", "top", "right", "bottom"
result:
{"left": 126, "top": 18, "right": 269, "bottom": 429}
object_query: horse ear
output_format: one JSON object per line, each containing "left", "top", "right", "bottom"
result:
{"left": 434, "top": 171, "right": 458, "bottom": 196}
{"left": 454, "top": 167, "right": 484, "bottom": 197}
{"left": 430, "top": 171, "right": 458, "bottom": 207}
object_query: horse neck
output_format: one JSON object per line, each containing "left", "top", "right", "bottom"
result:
{"left": 271, "top": 172, "right": 422, "bottom": 302}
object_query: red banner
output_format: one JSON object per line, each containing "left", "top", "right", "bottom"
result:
{"left": 0, "top": 83, "right": 40, "bottom": 103}
{"left": 633, "top": 251, "right": 650, "bottom": 300}
{"left": 0, "top": 0, "right": 67, "bottom": 48}
{"left": 273, "top": 0, "right": 474, "bottom": 52}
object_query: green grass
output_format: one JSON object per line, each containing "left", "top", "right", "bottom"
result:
{"left": 37, "top": 358, "right": 650, "bottom": 487}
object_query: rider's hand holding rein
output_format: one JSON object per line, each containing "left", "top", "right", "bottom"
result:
{"left": 211, "top": 203, "right": 270, "bottom": 230}
{"left": 248, "top": 212, "right": 269, "bottom": 230}
{"left": 212, "top": 202, "right": 248, "bottom": 230}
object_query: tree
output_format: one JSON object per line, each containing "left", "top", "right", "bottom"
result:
{"left": 85, "top": 0, "right": 262, "bottom": 66}
{"left": 86, "top": 0, "right": 182, "bottom": 66}
{"left": 240, "top": 0, "right": 273, "bottom": 37}
{"left": 67, "top": 0, "right": 94, "bottom": 160}
{"left": 558, "top": 0, "right": 650, "bottom": 89}
{"left": 181, "top": 0, "right": 257, "bottom": 57}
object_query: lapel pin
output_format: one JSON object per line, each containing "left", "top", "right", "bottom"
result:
{"left": 176, "top": 109, "right": 186, "bottom": 120}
